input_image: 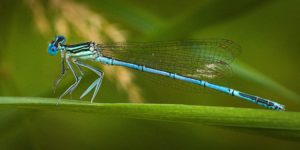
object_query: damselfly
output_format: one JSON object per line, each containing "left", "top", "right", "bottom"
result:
{"left": 48, "top": 35, "right": 285, "bottom": 111}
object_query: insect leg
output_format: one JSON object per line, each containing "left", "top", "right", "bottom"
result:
{"left": 53, "top": 52, "right": 69, "bottom": 93}
{"left": 74, "top": 60, "right": 104, "bottom": 103}
{"left": 58, "top": 56, "right": 82, "bottom": 104}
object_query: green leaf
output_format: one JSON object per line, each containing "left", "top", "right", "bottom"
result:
{"left": 1, "top": 97, "right": 300, "bottom": 131}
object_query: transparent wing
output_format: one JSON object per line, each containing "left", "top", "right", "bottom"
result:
{"left": 98, "top": 39, "right": 241, "bottom": 80}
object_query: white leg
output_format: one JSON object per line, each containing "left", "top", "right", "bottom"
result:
{"left": 74, "top": 60, "right": 104, "bottom": 103}
{"left": 57, "top": 56, "right": 82, "bottom": 104}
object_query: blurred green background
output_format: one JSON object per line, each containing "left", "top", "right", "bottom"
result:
{"left": 0, "top": 0, "right": 300, "bottom": 149}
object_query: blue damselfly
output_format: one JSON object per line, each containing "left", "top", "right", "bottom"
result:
{"left": 48, "top": 35, "right": 285, "bottom": 111}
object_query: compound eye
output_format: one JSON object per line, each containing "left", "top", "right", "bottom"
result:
{"left": 48, "top": 44, "right": 58, "bottom": 56}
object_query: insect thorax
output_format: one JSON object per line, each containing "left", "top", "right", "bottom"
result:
{"left": 64, "top": 42, "right": 102, "bottom": 59}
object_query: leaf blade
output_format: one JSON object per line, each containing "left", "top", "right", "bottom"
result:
{"left": 1, "top": 97, "right": 300, "bottom": 131}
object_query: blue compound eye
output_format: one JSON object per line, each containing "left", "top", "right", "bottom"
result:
{"left": 48, "top": 43, "right": 58, "bottom": 56}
